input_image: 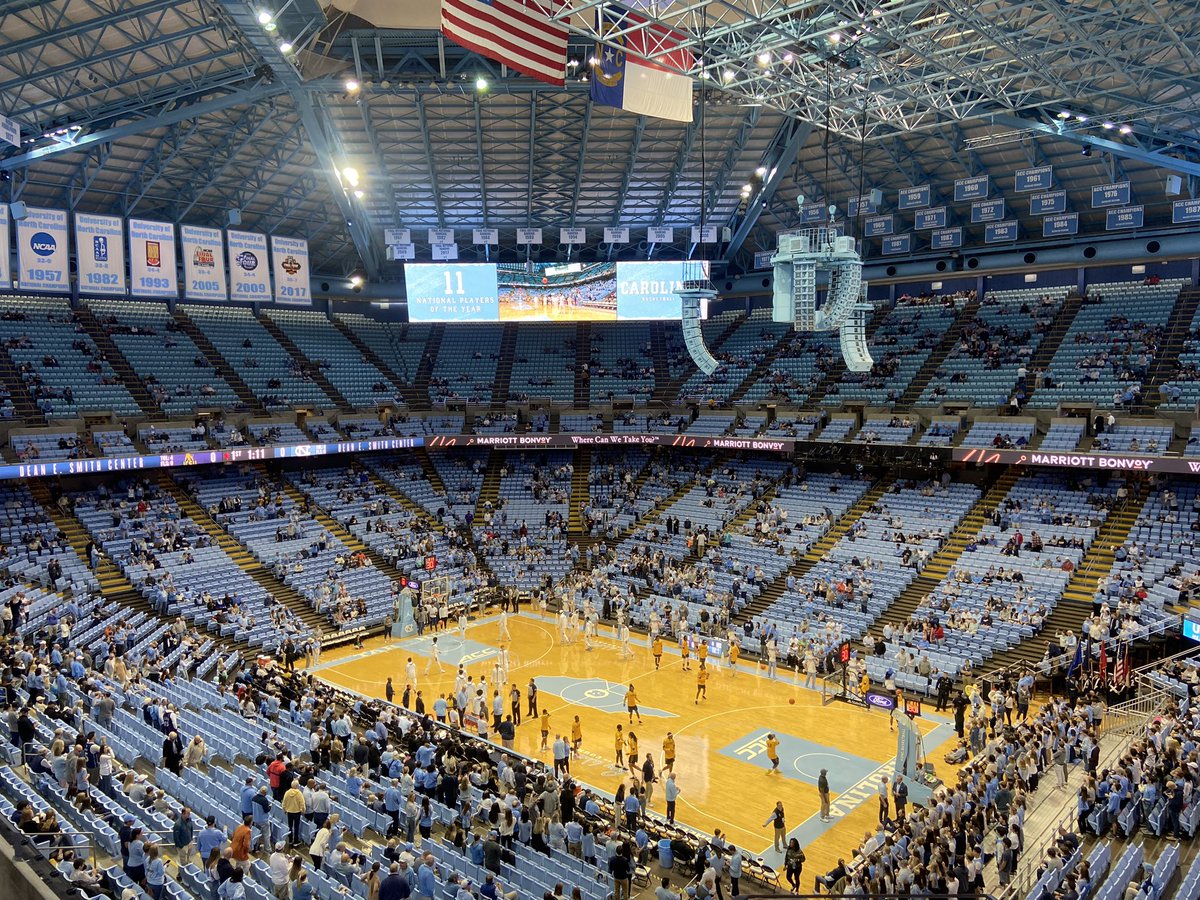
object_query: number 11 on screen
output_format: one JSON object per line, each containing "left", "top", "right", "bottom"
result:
{"left": 445, "top": 270, "right": 465, "bottom": 294}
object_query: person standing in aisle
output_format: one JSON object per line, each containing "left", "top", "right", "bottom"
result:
{"left": 763, "top": 802, "right": 785, "bottom": 853}
{"left": 663, "top": 773, "right": 680, "bottom": 824}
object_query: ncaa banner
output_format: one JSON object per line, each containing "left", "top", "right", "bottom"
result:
{"left": 74, "top": 213, "right": 126, "bottom": 296}
{"left": 227, "top": 230, "right": 270, "bottom": 302}
{"left": 0, "top": 205, "right": 9, "bottom": 287}
{"left": 270, "top": 234, "right": 310, "bottom": 305}
{"left": 128, "top": 218, "right": 177, "bottom": 298}
{"left": 181, "top": 225, "right": 227, "bottom": 301}
{"left": 16, "top": 206, "right": 69, "bottom": 292}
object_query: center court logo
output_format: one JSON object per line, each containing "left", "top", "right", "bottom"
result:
{"left": 236, "top": 251, "right": 259, "bottom": 271}
{"left": 30, "top": 232, "right": 56, "bottom": 256}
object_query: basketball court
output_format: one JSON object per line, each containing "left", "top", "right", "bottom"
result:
{"left": 314, "top": 612, "right": 960, "bottom": 876}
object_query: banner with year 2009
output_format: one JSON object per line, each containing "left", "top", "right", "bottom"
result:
{"left": 227, "top": 230, "right": 271, "bottom": 302}
{"left": 128, "top": 218, "right": 178, "bottom": 298}
{"left": 180, "top": 225, "right": 227, "bottom": 301}
{"left": 270, "top": 234, "right": 310, "bottom": 305}
{"left": 16, "top": 206, "right": 70, "bottom": 292}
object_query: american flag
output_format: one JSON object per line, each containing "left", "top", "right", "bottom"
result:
{"left": 441, "top": 0, "right": 569, "bottom": 86}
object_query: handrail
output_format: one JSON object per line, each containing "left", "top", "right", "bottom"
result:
{"left": 982, "top": 613, "right": 1181, "bottom": 685}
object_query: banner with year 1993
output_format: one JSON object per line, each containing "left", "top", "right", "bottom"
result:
{"left": 128, "top": 218, "right": 177, "bottom": 298}
{"left": 74, "top": 213, "right": 126, "bottom": 296}
{"left": 270, "top": 234, "right": 310, "bottom": 305}
{"left": 16, "top": 206, "right": 69, "bottom": 292}
{"left": 181, "top": 225, "right": 227, "bottom": 301}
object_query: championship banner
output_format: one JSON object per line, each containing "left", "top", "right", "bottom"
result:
{"left": 128, "top": 218, "right": 178, "bottom": 298}
{"left": 0, "top": 205, "right": 9, "bottom": 288}
{"left": 227, "top": 231, "right": 271, "bottom": 302}
{"left": 16, "top": 206, "right": 69, "bottom": 292}
{"left": 74, "top": 213, "right": 126, "bottom": 296}
{"left": 181, "top": 224, "right": 228, "bottom": 301}
{"left": 270, "top": 234, "right": 311, "bottom": 305}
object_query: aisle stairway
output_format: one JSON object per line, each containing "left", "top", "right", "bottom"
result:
{"left": 568, "top": 448, "right": 591, "bottom": 535}
{"left": 1023, "top": 292, "right": 1084, "bottom": 404}
{"left": 734, "top": 474, "right": 894, "bottom": 622}
{"left": 74, "top": 305, "right": 165, "bottom": 418}
{"left": 412, "top": 324, "right": 443, "bottom": 408}
{"left": 258, "top": 313, "right": 354, "bottom": 411}
{"left": 1146, "top": 288, "right": 1200, "bottom": 401}
{"left": 649, "top": 323, "right": 670, "bottom": 396}
{"left": 330, "top": 318, "right": 422, "bottom": 408}
{"left": 986, "top": 479, "right": 1151, "bottom": 673}
{"left": 274, "top": 469, "right": 400, "bottom": 578}
{"left": 652, "top": 311, "right": 748, "bottom": 403}
{"left": 490, "top": 325, "right": 518, "bottom": 408}
{"left": 573, "top": 323, "right": 592, "bottom": 407}
{"left": 157, "top": 474, "right": 328, "bottom": 634}
{"left": 474, "top": 449, "right": 504, "bottom": 523}
{"left": 897, "top": 297, "right": 982, "bottom": 407}
{"left": 29, "top": 481, "right": 158, "bottom": 620}
{"left": 416, "top": 449, "right": 448, "bottom": 497}
{"left": 0, "top": 344, "right": 44, "bottom": 423}
{"left": 172, "top": 308, "right": 264, "bottom": 413}
{"left": 873, "top": 468, "right": 1019, "bottom": 630}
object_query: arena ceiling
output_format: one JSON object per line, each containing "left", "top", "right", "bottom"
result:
{"left": 1, "top": 0, "right": 1199, "bottom": 282}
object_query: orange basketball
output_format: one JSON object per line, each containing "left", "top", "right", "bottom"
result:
{"left": 789, "top": 698, "right": 796, "bottom": 705}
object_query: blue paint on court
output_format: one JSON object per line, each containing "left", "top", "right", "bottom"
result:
{"left": 536, "top": 677, "right": 677, "bottom": 718}
{"left": 406, "top": 635, "right": 500, "bottom": 667}
{"left": 718, "top": 730, "right": 880, "bottom": 791}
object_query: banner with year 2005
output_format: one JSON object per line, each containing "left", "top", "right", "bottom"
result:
{"left": 180, "top": 225, "right": 227, "bottom": 301}
{"left": 227, "top": 230, "right": 271, "bottom": 302}
{"left": 16, "top": 206, "right": 70, "bottom": 292}
{"left": 270, "top": 234, "right": 310, "bottom": 305}
{"left": 128, "top": 218, "right": 178, "bottom": 298}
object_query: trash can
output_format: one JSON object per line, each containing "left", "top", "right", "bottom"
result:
{"left": 658, "top": 838, "right": 673, "bottom": 869}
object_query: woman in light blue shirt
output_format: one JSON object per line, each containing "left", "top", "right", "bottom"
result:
{"left": 125, "top": 828, "right": 146, "bottom": 885}
{"left": 146, "top": 844, "right": 166, "bottom": 900}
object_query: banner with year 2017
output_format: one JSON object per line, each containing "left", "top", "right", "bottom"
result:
{"left": 128, "top": 218, "right": 177, "bottom": 298}
{"left": 270, "top": 235, "right": 311, "bottom": 305}
{"left": 16, "top": 206, "right": 70, "bottom": 292}
{"left": 181, "top": 225, "right": 228, "bottom": 301}
{"left": 74, "top": 213, "right": 126, "bottom": 296}
{"left": 227, "top": 231, "right": 271, "bottom": 302}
